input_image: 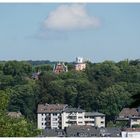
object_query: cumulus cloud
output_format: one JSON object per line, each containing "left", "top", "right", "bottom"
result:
{"left": 43, "top": 4, "right": 100, "bottom": 31}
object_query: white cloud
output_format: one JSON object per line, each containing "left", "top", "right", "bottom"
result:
{"left": 43, "top": 4, "right": 100, "bottom": 31}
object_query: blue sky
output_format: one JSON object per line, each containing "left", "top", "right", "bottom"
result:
{"left": 0, "top": 3, "right": 140, "bottom": 62}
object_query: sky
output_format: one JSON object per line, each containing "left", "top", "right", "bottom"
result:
{"left": 0, "top": 3, "right": 140, "bottom": 62}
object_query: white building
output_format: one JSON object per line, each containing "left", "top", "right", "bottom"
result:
{"left": 75, "top": 57, "right": 86, "bottom": 71}
{"left": 122, "top": 128, "right": 140, "bottom": 138}
{"left": 37, "top": 103, "right": 105, "bottom": 130}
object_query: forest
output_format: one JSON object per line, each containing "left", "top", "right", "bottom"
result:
{"left": 0, "top": 59, "right": 140, "bottom": 136}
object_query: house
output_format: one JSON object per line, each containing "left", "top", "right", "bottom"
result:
{"left": 7, "top": 111, "right": 22, "bottom": 118}
{"left": 116, "top": 107, "right": 140, "bottom": 127}
{"left": 99, "top": 127, "right": 121, "bottom": 137}
{"left": 122, "top": 128, "right": 140, "bottom": 137}
{"left": 40, "top": 126, "right": 121, "bottom": 137}
{"left": 53, "top": 62, "right": 68, "bottom": 74}
{"left": 75, "top": 57, "right": 86, "bottom": 71}
{"left": 65, "top": 125, "right": 100, "bottom": 137}
{"left": 32, "top": 71, "right": 41, "bottom": 80}
{"left": 41, "top": 129, "right": 66, "bottom": 137}
{"left": 37, "top": 103, "right": 105, "bottom": 130}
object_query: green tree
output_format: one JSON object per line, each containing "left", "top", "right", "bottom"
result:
{"left": 0, "top": 90, "right": 40, "bottom": 137}
{"left": 97, "top": 84, "right": 132, "bottom": 121}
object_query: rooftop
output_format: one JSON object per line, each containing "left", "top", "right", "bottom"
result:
{"left": 37, "top": 103, "right": 68, "bottom": 113}
{"left": 119, "top": 108, "right": 139, "bottom": 117}
{"left": 7, "top": 111, "right": 22, "bottom": 118}
{"left": 63, "top": 107, "right": 85, "bottom": 113}
{"left": 85, "top": 112, "right": 105, "bottom": 116}
{"left": 122, "top": 128, "right": 140, "bottom": 132}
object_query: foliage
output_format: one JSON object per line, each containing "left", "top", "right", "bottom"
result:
{"left": 0, "top": 59, "right": 140, "bottom": 136}
{"left": 107, "top": 121, "right": 129, "bottom": 128}
{"left": 0, "top": 89, "right": 40, "bottom": 137}
{"left": 97, "top": 84, "right": 132, "bottom": 120}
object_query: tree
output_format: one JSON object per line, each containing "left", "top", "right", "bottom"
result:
{"left": 97, "top": 84, "right": 132, "bottom": 121}
{"left": 0, "top": 90, "right": 40, "bottom": 137}
{"left": 8, "top": 81, "right": 40, "bottom": 120}
{"left": 130, "top": 91, "right": 140, "bottom": 107}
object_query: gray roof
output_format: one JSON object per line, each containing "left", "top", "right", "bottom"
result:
{"left": 119, "top": 108, "right": 139, "bottom": 117}
{"left": 99, "top": 127, "right": 121, "bottom": 137}
{"left": 42, "top": 129, "right": 66, "bottom": 137}
{"left": 37, "top": 103, "right": 68, "bottom": 113}
{"left": 66, "top": 125, "right": 100, "bottom": 137}
{"left": 85, "top": 112, "right": 105, "bottom": 116}
{"left": 63, "top": 107, "right": 85, "bottom": 113}
{"left": 7, "top": 111, "right": 22, "bottom": 118}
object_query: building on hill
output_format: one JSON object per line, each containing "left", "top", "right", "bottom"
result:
{"left": 37, "top": 103, "right": 105, "bottom": 130}
{"left": 32, "top": 71, "right": 41, "bottom": 80}
{"left": 116, "top": 107, "right": 140, "bottom": 127}
{"left": 122, "top": 128, "right": 140, "bottom": 137}
{"left": 74, "top": 57, "right": 86, "bottom": 71}
{"left": 7, "top": 111, "right": 22, "bottom": 118}
{"left": 53, "top": 62, "right": 68, "bottom": 74}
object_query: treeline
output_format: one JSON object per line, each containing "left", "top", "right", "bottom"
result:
{"left": 37, "top": 59, "right": 140, "bottom": 121}
{"left": 0, "top": 59, "right": 140, "bottom": 136}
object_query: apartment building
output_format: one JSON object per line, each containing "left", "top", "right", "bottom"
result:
{"left": 37, "top": 103, "right": 105, "bottom": 129}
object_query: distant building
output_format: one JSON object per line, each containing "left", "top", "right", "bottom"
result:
{"left": 7, "top": 111, "right": 22, "bottom": 118}
{"left": 37, "top": 103, "right": 105, "bottom": 130}
{"left": 39, "top": 126, "right": 121, "bottom": 137}
{"left": 53, "top": 62, "right": 68, "bottom": 74}
{"left": 116, "top": 107, "right": 140, "bottom": 127}
{"left": 65, "top": 125, "right": 100, "bottom": 137}
{"left": 32, "top": 71, "right": 41, "bottom": 80}
{"left": 122, "top": 128, "right": 140, "bottom": 137}
{"left": 75, "top": 57, "right": 86, "bottom": 71}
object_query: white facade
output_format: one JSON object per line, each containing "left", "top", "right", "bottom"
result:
{"left": 61, "top": 111, "right": 85, "bottom": 129}
{"left": 75, "top": 57, "right": 86, "bottom": 71}
{"left": 76, "top": 57, "right": 84, "bottom": 63}
{"left": 122, "top": 131, "right": 140, "bottom": 138}
{"left": 37, "top": 104, "right": 105, "bottom": 130}
{"left": 130, "top": 117, "right": 140, "bottom": 127}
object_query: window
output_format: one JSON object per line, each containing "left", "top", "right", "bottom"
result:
{"left": 42, "top": 118, "right": 44, "bottom": 121}
{"left": 101, "top": 121, "right": 104, "bottom": 124}
{"left": 42, "top": 123, "right": 44, "bottom": 125}
{"left": 53, "top": 118, "right": 57, "bottom": 121}
{"left": 53, "top": 113, "right": 57, "bottom": 116}
{"left": 42, "top": 114, "right": 44, "bottom": 116}
{"left": 78, "top": 122, "right": 83, "bottom": 124}
{"left": 78, "top": 116, "right": 83, "bottom": 119}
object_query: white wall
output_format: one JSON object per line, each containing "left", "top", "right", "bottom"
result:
{"left": 38, "top": 113, "right": 46, "bottom": 129}
{"left": 122, "top": 131, "right": 140, "bottom": 138}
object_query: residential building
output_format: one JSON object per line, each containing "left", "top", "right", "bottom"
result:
{"left": 75, "top": 57, "right": 86, "bottom": 71}
{"left": 32, "top": 71, "right": 41, "bottom": 80}
{"left": 65, "top": 125, "right": 100, "bottom": 137}
{"left": 84, "top": 112, "right": 105, "bottom": 128}
{"left": 41, "top": 129, "right": 66, "bottom": 137}
{"left": 99, "top": 127, "right": 121, "bottom": 137}
{"left": 116, "top": 107, "right": 140, "bottom": 127}
{"left": 39, "top": 126, "right": 121, "bottom": 137}
{"left": 53, "top": 62, "right": 68, "bottom": 74}
{"left": 122, "top": 128, "right": 140, "bottom": 137}
{"left": 7, "top": 111, "right": 22, "bottom": 118}
{"left": 37, "top": 103, "right": 105, "bottom": 130}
